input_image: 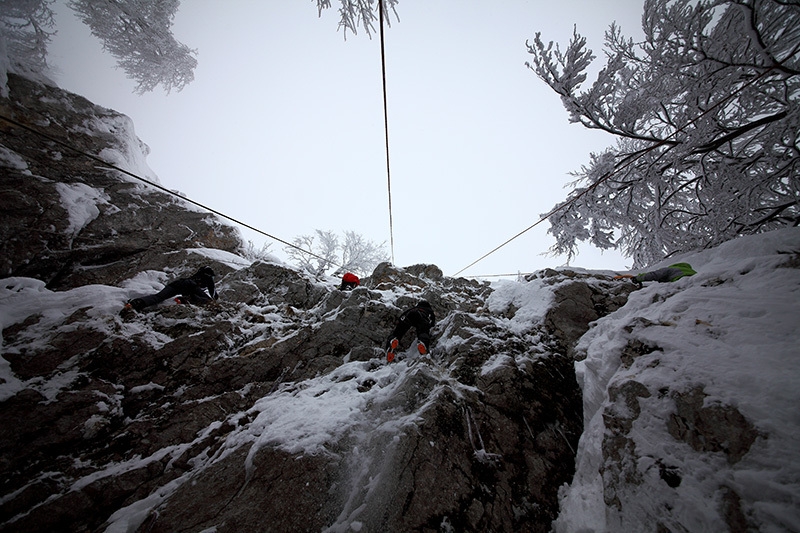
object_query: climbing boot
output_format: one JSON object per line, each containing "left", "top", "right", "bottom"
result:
{"left": 417, "top": 342, "right": 427, "bottom": 355}
{"left": 126, "top": 298, "right": 146, "bottom": 311}
{"left": 387, "top": 338, "right": 399, "bottom": 362}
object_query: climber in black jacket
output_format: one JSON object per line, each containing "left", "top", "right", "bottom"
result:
{"left": 385, "top": 300, "right": 436, "bottom": 362}
{"left": 125, "top": 266, "right": 218, "bottom": 311}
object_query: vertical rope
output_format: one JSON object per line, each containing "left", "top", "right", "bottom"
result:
{"left": 378, "top": 0, "right": 395, "bottom": 264}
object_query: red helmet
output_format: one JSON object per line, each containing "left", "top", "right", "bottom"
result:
{"left": 342, "top": 272, "right": 360, "bottom": 285}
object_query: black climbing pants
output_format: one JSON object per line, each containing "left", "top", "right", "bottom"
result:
{"left": 137, "top": 279, "right": 213, "bottom": 309}
{"left": 387, "top": 309, "right": 432, "bottom": 348}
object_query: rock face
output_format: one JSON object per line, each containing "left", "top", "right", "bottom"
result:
{"left": 0, "top": 74, "right": 634, "bottom": 532}
{"left": 553, "top": 232, "right": 800, "bottom": 533}
{"left": 1, "top": 257, "right": 629, "bottom": 532}
{"left": 5, "top": 73, "right": 795, "bottom": 533}
{"left": 0, "top": 73, "right": 241, "bottom": 289}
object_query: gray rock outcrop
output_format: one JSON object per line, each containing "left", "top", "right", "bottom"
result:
{"left": 0, "top": 74, "right": 241, "bottom": 289}
{"left": 0, "top": 73, "right": 629, "bottom": 532}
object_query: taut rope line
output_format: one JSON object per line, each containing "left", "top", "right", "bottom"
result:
{"left": 378, "top": 0, "right": 396, "bottom": 265}
{"left": 0, "top": 112, "right": 341, "bottom": 268}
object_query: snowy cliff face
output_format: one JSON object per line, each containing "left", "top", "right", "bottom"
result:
{"left": 554, "top": 229, "right": 800, "bottom": 533}
{"left": 1, "top": 255, "right": 634, "bottom": 533}
{"left": 2, "top": 74, "right": 799, "bottom": 533}
{"left": 0, "top": 73, "right": 241, "bottom": 288}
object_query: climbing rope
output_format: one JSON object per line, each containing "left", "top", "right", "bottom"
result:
{"left": 378, "top": 0, "right": 395, "bottom": 265}
{"left": 0, "top": 112, "right": 342, "bottom": 269}
{"left": 464, "top": 272, "right": 535, "bottom": 279}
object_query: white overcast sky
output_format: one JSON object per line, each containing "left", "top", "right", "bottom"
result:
{"left": 47, "top": 0, "right": 646, "bottom": 278}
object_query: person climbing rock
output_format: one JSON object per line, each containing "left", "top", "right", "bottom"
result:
{"left": 385, "top": 300, "right": 436, "bottom": 362}
{"left": 124, "top": 266, "right": 218, "bottom": 312}
{"left": 340, "top": 272, "right": 360, "bottom": 291}
{"left": 614, "top": 262, "right": 697, "bottom": 285}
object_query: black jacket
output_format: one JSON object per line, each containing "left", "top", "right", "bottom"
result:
{"left": 400, "top": 302, "right": 435, "bottom": 329}
{"left": 189, "top": 270, "right": 217, "bottom": 299}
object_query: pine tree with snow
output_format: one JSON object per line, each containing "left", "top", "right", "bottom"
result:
{"left": 528, "top": 0, "right": 800, "bottom": 268}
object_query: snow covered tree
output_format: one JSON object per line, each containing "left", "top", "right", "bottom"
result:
{"left": 314, "top": 0, "right": 399, "bottom": 38}
{"left": 0, "top": 0, "right": 194, "bottom": 95}
{"left": 338, "top": 230, "right": 390, "bottom": 276}
{"left": 68, "top": 0, "right": 196, "bottom": 94}
{"left": 286, "top": 230, "right": 388, "bottom": 278}
{"left": 242, "top": 240, "right": 274, "bottom": 263}
{"left": 0, "top": 0, "right": 56, "bottom": 93}
{"left": 527, "top": 0, "right": 800, "bottom": 268}
{"left": 1, "top": 0, "right": 398, "bottom": 97}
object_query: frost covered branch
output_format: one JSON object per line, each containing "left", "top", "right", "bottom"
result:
{"left": 0, "top": 0, "right": 56, "bottom": 94}
{"left": 314, "top": 0, "right": 399, "bottom": 38}
{"left": 528, "top": 0, "right": 800, "bottom": 267}
{"left": 68, "top": 0, "right": 197, "bottom": 94}
{"left": 285, "top": 229, "right": 388, "bottom": 277}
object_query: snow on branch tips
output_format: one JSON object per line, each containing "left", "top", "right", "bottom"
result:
{"left": 0, "top": 0, "right": 57, "bottom": 92}
{"left": 528, "top": 0, "right": 800, "bottom": 269}
{"left": 315, "top": 0, "right": 399, "bottom": 38}
{"left": 285, "top": 229, "right": 389, "bottom": 278}
{"left": 67, "top": 0, "right": 197, "bottom": 94}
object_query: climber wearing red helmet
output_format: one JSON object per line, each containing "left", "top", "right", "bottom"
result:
{"left": 340, "top": 272, "right": 360, "bottom": 291}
